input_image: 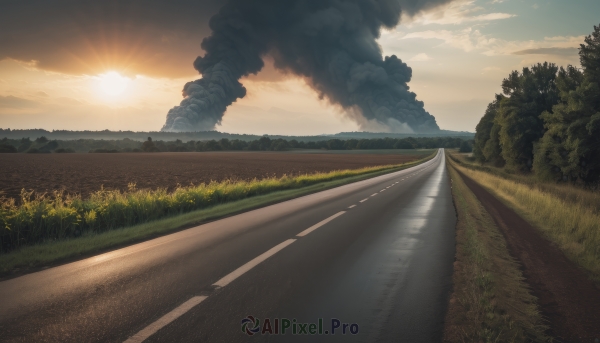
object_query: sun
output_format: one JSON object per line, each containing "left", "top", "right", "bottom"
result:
{"left": 97, "top": 71, "right": 130, "bottom": 97}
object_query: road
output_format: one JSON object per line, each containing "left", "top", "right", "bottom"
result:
{"left": 0, "top": 149, "right": 456, "bottom": 343}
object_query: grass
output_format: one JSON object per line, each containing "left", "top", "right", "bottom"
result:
{"left": 287, "top": 149, "right": 434, "bottom": 155}
{"left": 447, "top": 151, "right": 600, "bottom": 283}
{"left": 0, "top": 152, "right": 435, "bottom": 275}
{"left": 444, "top": 160, "right": 548, "bottom": 343}
{"left": 449, "top": 152, "right": 600, "bottom": 213}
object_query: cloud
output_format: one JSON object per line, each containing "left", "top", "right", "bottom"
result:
{"left": 409, "top": 53, "right": 433, "bottom": 61}
{"left": 0, "top": 0, "right": 456, "bottom": 80}
{"left": 403, "top": 28, "right": 584, "bottom": 57}
{"left": 512, "top": 47, "right": 579, "bottom": 56}
{"left": 0, "top": 95, "right": 39, "bottom": 109}
{"left": 403, "top": 0, "right": 515, "bottom": 26}
{"left": 0, "top": 0, "right": 225, "bottom": 78}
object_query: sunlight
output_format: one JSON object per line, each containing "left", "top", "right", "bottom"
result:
{"left": 97, "top": 71, "right": 130, "bottom": 97}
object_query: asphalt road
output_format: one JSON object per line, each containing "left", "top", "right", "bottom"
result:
{"left": 0, "top": 149, "right": 456, "bottom": 343}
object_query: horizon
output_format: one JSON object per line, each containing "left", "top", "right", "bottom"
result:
{"left": 1, "top": 1, "right": 599, "bottom": 134}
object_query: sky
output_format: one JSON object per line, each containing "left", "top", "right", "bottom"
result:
{"left": 0, "top": 0, "right": 598, "bottom": 135}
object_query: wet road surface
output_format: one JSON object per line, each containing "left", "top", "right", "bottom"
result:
{"left": 0, "top": 149, "right": 455, "bottom": 342}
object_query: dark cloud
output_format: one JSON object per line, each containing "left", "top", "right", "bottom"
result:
{"left": 0, "top": 0, "right": 450, "bottom": 132}
{"left": 513, "top": 47, "right": 579, "bottom": 56}
{"left": 0, "top": 0, "right": 225, "bottom": 77}
{"left": 163, "top": 0, "right": 449, "bottom": 133}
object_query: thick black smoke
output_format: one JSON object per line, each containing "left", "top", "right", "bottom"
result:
{"left": 162, "top": 0, "right": 448, "bottom": 133}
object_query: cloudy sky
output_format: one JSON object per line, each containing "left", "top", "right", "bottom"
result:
{"left": 0, "top": 0, "right": 598, "bottom": 135}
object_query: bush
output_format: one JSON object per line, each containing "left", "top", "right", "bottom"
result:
{"left": 40, "top": 140, "right": 59, "bottom": 152}
{"left": 35, "top": 136, "right": 48, "bottom": 144}
{"left": 91, "top": 149, "right": 119, "bottom": 153}
{"left": 55, "top": 148, "right": 75, "bottom": 153}
{"left": 0, "top": 144, "right": 17, "bottom": 153}
{"left": 141, "top": 137, "right": 160, "bottom": 152}
{"left": 26, "top": 148, "right": 49, "bottom": 154}
{"left": 17, "top": 138, "right": 32, "bottom": 152}
{"left": 459, "top": 141, "right": 473, "bottom": 153}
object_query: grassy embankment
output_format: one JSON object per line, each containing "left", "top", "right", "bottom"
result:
{"left": 444, "top": 159, "right": 548, "bottom": 342}
{"left": 447, "top": 151, "right": 600, "bottom": 283}
{"left": 0, "top": 151, "right": 435, "bottom": 274}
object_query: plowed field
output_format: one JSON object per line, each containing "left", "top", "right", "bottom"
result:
{"left": 0, "top": 150, "right": 429, "bottom": 200}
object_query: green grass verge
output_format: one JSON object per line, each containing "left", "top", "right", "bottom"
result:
{"left": 448, "top": 151, "right": 600, "bottom": 284}
{"left": 0, "top": 152, "right": 435, "bottom": 276}
{"left": 447, "top": 151, "right": 600, "bottom": 213}
{"left": 444, "top": 160, "right": 548, "bottom": 342}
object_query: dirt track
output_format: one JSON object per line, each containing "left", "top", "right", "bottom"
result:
{"left": 0, "top": 151, "right": 427, "bottom": 200}
{"left": 457, "top": 169, "right": 600, "bottom": 343}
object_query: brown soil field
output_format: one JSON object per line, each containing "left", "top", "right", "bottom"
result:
{"left": 457, "top": 169, "right": 600, "bottom": 342}
{"left": 0, "top": 151, "right": 428, "bottom": 200}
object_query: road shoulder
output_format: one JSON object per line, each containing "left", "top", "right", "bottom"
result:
{"left": 444, "top": 161, "right": 548, "bottom": 342}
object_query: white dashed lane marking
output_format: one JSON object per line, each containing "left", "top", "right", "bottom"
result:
{"left": 125, "top": 161, "right": 436, "bottom": 342}
{"left": 296, "top": 212, "right": 346, "bottom": 237}
{"left": 124, "top": 296, "right": 208, "bottom": 343}
{"left": 213, "top": 239, "right": 297, "bottom": 287}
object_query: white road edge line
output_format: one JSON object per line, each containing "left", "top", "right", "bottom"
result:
{"left": 296, "top": 211, "right": 345, "bottom": 237}
{"left": 124, "top": 296, "right": 208, "bottom": 343}
{"left": 359, "top": 198, "right": 369, "bottom": 203}
{"left": 213, "top": 239, "right": 297, "bottom": 287}
{"left": 348, "top": 205, "right": 356, "bottom": 209}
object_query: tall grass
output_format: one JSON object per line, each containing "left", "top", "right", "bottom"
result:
{"left": 448, "top": 153, "right": 600, "bottom": 282}
{"left": 0, "top": 156, "right": 432, "bottom": 252}
{"left": 448, "top": 152, "right": 600, "bottom": 213}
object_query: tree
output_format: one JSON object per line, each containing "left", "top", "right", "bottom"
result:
{"left": 17, "top": 138, "right": 32, "bottom": 152}
{"left": 327, "top": 139, "right": 345, "bottom": 150}
{"left": 141, "top": 137, "right": 159, "bottom": 152}
{"left": 580, "top": 24, "right": 600, "bottom": 85}
{"left": 459, "top": 140, "right": 472, "bottom": 153}
{"left": 36, "top": 136, "right": 48, "bottom": 144}
{"left": 473, "top": 94, "right": 504, "bottom": 165}
{"left": 0, "top": 143, "right": 17, "bottom": 153}
{"left": 534, "top": 66, "right": 584, "bottom": 181}
{"left": 534, "top": 24, "right": 600, "bottom": 184}
{"left": 496, "top": 62, "right": 560, "bottom": 171}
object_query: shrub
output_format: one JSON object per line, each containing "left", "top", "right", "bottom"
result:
{"left": 0, "top": 144, "right": 17, "bottom": 153}
{"left": 459, "top": 141, "right": 473, "bottom": 153}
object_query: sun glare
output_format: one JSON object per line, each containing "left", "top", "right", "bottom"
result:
{"left": 97, "top": 71, "right": 130, "bottom": 97}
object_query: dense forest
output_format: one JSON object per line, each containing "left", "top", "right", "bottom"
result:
{"left": 0, "top": 135, "right": 468, "bottom": 153}
{"left": 473, "top": 24, "right": 600, "bottom": 185}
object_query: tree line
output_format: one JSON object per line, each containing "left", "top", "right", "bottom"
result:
{"left": 473, "top": 24, "right": 600, "bottom": 185}
{"left": 0, "top": 135, "right": 469, "bottom": 153}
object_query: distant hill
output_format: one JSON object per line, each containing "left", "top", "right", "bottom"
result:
{"left": 329, "top": 130, "right": 474, "bottom": 140}
{"left": 0, "top": 128, "right": 474, "bottom": 142}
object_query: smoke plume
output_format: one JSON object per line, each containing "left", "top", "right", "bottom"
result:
{"left": 162, "top": 0, "right": 449, "bottom": 133}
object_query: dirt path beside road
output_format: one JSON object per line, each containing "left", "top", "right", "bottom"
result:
{"left": 456, "top": 169, "right": 600, "bottom": 343}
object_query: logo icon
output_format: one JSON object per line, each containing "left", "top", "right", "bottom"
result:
{"left": 241, "top": 316, "right": 261, "bottom": 336}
